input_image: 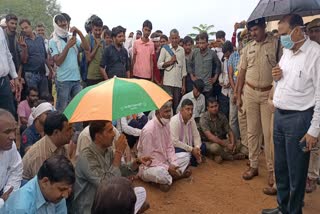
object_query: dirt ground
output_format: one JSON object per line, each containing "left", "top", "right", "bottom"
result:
{"left": 134, "top": 155, "right": 320, "bottom": 214}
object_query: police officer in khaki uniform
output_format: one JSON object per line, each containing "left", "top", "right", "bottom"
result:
{"left": 236, "top": 18, "right": 279, "bottom": 187}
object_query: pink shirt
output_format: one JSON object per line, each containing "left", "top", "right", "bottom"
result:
{"left": 133, "top": 39, "right": 155, "bottom": 79}
{"left": 17, "top": 100, "right": 31, "bottom": 119}
{"left": 137, "top": 117, "right": 178, "bottom": 172}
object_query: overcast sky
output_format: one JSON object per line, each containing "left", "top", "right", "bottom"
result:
{"left": 58, "top": 0, "right": 260, "bottom": 39}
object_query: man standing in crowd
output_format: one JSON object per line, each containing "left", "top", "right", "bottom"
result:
{"left": 0, "top": 109, "right": 23, "bottom": 208}
{"left": 19, "top": 19, "right": 52, "bottom": 97}
{"left": 263, "top": 14, "right": 320, "bottom": 214}
{"left": 132, "top": 20, "right": 154, "bottom": 80}
{"left": 0, "top": 26, "right": 20, "bottom": 117}
{"left": 100, "top": 26, "right": 130, "bottom": 79}
{"left": 191, "top": 32, "right": 221, "bottom": 99}
{"left": 1, "top": 155, "right": 75, "bottom": 213}
{"left": 305, "top": 18, "right": 320, "bottom": 194}
{"left": 49, "top": 14, "right": 89, "bottom": 112}
{"left": 236, "top": 18, "right": 278, "bottom": 188}
{"left": 157, "top": 29, "right": 187, "bottom": 112}
{"left": 86, "top": 16, "right": 105, "bottom": 86}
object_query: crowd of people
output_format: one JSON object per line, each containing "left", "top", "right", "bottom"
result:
{"left": 0, "top": 10, "right": 319, "bottom": 214}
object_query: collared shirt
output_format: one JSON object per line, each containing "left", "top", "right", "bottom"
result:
{"left": 23, "top": 35, "right": 47, "bottom": 74}
{"left": 176, "top": 91, "right": 206, "bottom": 118}
{"left": 72, "top": 143, "right": 132, "bottom": 214}
{"left": 228, "top": 51, "right": 240, "bottom": 83}
{"left": 1, "top": 176, "right": 67, "bottom": 214}
{"left": 133, "top": 39, "right": 155, "bottom": 79}
{"left": 86, "top": 35, "right": 104, "bottom": 80}
{"left": 22, "top": 135, "right": 68, "bottom": 180}
{"left": 157, "top": 44, "right": 187, "bottom": 88}
{"left": 20, "top": 123, "right": 41, "bottom": 157}
{"left": 49, "top": 37, "right": 81, "bottom": 82}
{"left": 75, "top": 126, "right": 120, "bottom": 158}
{"left": 273, "top": 39, "right": 320, "bottom": 137}
{"left": 137, "top": 117, "right": 178, "bottom": 173}
{"left": 199, "top": 111, "right": 230, "bottom": 140}
{"left": 117, "top": 113, "right": 146, "bottom": 137}
{"left": 239, "top": 34, "right": 278, "bottom": 88}
{"left": 100, "top": 44, "right": 129, "bottom": 78}
{"left": 17, "top": 100, "right": 32, "bottom": 121}
{"left": 170, "top": 113, "right": 201, "bottom": 152}
{"left": 0, "top": 142, "right": 23, "bottom": 208}
{"left": 191, "top": 48, "right": 221, "bottom": 92}
{"left": 0, "top": 28, "right": 17, "bottom": 78}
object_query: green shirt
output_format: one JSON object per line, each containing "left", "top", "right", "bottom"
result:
{"left": 86, "top": 35, "right": 104, "bottom": 80}
{"left": 199, "top": 111, "right": 230, "bottom": 141}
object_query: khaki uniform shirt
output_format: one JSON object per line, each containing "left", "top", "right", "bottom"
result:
{"left": 199, "top": 111, "right": 230, "bottom": 141}
{"left": 22, "top": 135, "right": 68, "bottom": 180}
{"left": 239, "top": 34, "right": 279, "bottom": 88}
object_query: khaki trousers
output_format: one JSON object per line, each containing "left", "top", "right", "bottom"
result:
{"left": 244, "top": 85, "right": 273, "bottom": 171}
{"left": 205, "top": 140, "right": 248, "bottom": 160}
{"left": 308, "top": 139, "right": 320, "bottom": 180}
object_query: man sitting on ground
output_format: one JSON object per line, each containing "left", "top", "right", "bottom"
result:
{"left": 117, "top": 113, "right": 148, "bottom": 150}
{"left": 200, "top": 97, "right": 248, "bottom": 164}
{"left": 72, "top": 120, "right": 150, "bottom": 214}
{"left": 1, "top": 155, "right": 75, "bottom": 213}
{"left": 171, "top": 99, "right": 206, "bottom": 167}
{"left": 137, "top": 101, "right": 191, "bottom": 192}
{"left": 22, "top": 112, "right": 73, "bottom": 181}
{"left": 176, "top": 79, "right": 206, "bottom": 125}
{"left": 20, "top": 102, "right": 53, "bottom": 157}
{"left": 0, "top": 109, "right": 23, "bottom": 208}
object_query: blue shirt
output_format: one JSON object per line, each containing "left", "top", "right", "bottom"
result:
{"left": 227, "top": 51, "right": 240, "bottom": 82}
{"left": 0, "top": 176, "right": 67, "bottom": 214}
{"left": 23, "top": 36, "right": 47, "bottom": 74}
{"left": 20, "top": 123, "right": 41, "bottom": 157}
{"left": 49, "top": 37, "right": 81, "bottom": 82}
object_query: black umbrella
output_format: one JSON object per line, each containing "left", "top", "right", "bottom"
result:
{"left": 248, "top": 0, "right": 320, "bottom": 22}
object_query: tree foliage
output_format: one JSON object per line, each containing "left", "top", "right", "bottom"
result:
{"left": 0, "top": 0, "right": 61, "bottom": 35}
{"left": 189, "top": 24, "right": 216, "bottom": 39}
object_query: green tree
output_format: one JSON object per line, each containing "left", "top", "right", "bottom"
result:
{"left": 0, "top": 0, "right": 61, "bottom": 35}
{"left": 189, "top": 24, "right": 216, "bottom": 39}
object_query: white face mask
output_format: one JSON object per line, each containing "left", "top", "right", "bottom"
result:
{"left": 160, "top": 117, "right": 170, "bottom": 125}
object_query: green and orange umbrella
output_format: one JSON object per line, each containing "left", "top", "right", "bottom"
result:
{"left": 63, "top": 77, "right": 171, "bottom": 123}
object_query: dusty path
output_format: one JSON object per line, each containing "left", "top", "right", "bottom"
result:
{"left": 134, "top": 156, "right": 320, "bottom": 214}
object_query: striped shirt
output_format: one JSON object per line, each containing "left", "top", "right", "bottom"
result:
{"left": 22, "top": 135, "right": 68, "bottom": 180}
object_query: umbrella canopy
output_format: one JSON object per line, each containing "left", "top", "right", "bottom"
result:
{"left": 248, "top": 0, "right": 320, "bottom": 22}
{"left": 64, "top": 77, "right": 171, "bottom": 123}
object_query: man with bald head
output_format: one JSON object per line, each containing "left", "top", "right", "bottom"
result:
{"left": 0, "top": 109, "right": 23, "bottom": 208}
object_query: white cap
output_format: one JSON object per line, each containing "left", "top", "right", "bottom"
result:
{"left": 32, "top": 102, "right": 54, "bottom": 119}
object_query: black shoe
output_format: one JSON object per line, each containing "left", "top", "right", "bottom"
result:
{"left": 261, "top": 207, "right": 282, "bottom": 214}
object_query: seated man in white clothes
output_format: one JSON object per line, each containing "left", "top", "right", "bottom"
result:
{"left": 176, "top": 79, "right": 206, "bottom": 124}
{"left": 171, "top": 99, "right": 206, "bottom": 167}
{"left": 117, "top": 113, "right": 148, "bottom": 149}
{"left": 0, "top": 109, "right": 23, "bottom": 208}
{"left": 137, "top": 101, "right": 191, "bottom": 192}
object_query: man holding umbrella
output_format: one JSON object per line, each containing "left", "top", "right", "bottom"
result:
{"left": 262, "top": 14, "right": 320, "bottom": 214}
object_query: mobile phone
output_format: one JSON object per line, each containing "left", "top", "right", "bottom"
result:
{"left": 72, "top": 31, "right": 77, "bottom": 37}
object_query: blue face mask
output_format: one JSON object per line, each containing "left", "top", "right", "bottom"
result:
{"left": 280, "top": 27, "right": 305, "bottom": 49}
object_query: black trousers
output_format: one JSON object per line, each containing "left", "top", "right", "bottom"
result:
{"left": 0, "top": 76, "right": 16, "bottom": 118}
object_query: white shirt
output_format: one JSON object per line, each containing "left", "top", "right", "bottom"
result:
{"left": 0, "top": 142, "right": 23, "bottom": 208}
{"left": 158, "top": 44, "right": 187, "bottom": 88}
{"left": 273, "top": 39, "right": 320, "bottom": 137}
{"left": 212, "top": 47, "right": 224, "bottom": 62}
{"left": 176, "top": 91, "right": 206, "bottom": 118}
{"left": 170, "top": 113, "right": 201, "bottom": 152}
{"left": 219, "top": 58, "right": 231, "bottom": 97}
{"left": 0, "top": 28, "right": 17, "bottom": 78}
{"left": 116, "top": 113, "right": 145, "bottom": 137}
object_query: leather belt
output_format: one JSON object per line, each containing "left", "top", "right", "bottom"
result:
{"left": 246, "top": 82, "right": 272, "bottom": 92}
